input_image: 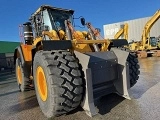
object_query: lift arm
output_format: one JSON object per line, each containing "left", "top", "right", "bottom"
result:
{"left": 141, "top": 10, "right": 160, "bottom": 49}
{"left": 114, "top": 23, "right": 128, "bottom": 40}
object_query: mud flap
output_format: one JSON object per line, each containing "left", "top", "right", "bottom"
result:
{"left": 111, "top": 48, "right": 131, "bottom": 100}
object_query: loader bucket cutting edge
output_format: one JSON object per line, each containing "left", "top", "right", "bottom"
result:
{"left": 74, "top": 48, "right": 131, "bottom": 117}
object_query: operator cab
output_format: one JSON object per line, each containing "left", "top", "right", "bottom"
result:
{"left": 150, "top": 37, "right": 157, "bottom": 47}
{"left": 29, "top": 5, "right": 74, "bottom": 37}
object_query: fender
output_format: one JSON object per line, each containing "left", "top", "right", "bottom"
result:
{"left": 14, "top": 45, "right": 32, "bottom": 66}
{"left": 14, "top": 46, "right": 24, "bottom": 65}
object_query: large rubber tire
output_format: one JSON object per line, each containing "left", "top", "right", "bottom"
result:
{"left": 127, "top": 53, "right": 140, "bottom": 87}
{"left": 33, "top": 50, "right": 83, "bottom": 118}
{"left": 15, "top": 58, "right": 31, "bottom": 91}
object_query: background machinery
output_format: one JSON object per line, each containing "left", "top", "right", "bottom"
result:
{"left": 129, "top": 10, "right": 160, "bottom": 58}
{"left": 14, "top": 5, "right": 140, "bottom": 118}
{"left": 114, "top": 23, "right": 128, "bottom": 40}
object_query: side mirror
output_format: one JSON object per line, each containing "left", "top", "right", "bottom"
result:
{"left": 80, "top": 18, "right": 85, "bottom": 26}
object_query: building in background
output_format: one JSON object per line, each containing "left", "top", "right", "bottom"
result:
{"left": 103, "top": 16, "right": 160, "bottom": 43}
{"left": 0, "top": 41, "right": 19, "bottom": 71}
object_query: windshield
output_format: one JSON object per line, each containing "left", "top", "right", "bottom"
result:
{"left": 49, "top": 9, "right": 73, "bottom": 31}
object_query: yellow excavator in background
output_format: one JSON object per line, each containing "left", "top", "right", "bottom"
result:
{"left": 14, "top": 5, "right": 140, "bottom": 119}
{"left": 129, "top": 9, "right": 160, "bottom": 58}
{"left": 114, "top": 23, "right": 128, "bottom": 40}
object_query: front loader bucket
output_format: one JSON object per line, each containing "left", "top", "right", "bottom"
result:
{"left": 74, "top": 48, "right": 131, "bottom": 117}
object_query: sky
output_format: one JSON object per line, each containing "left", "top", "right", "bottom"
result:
{"left": 0, "top": 0, "right": 160, "bottom": 42}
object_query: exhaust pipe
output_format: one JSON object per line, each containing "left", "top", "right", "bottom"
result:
{"left": 23, "top": 22, "right": 33, "bottom": 45}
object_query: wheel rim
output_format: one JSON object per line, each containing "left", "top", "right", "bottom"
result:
{"left": 36, "top": 66, "right": 48, "bottom": 101}
{"left": 17, "top": 65, "right": 22, "bottom": 84}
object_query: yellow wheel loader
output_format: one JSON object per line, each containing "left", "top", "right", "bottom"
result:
{"left": 14, "top": 5, "right": 140, "bottom": 118}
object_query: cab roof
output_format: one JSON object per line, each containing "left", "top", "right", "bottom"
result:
{"left": 31, "top": 5, "right": 74, "bottom": 17}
